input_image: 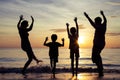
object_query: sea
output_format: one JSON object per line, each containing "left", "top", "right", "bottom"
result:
{"left": 0, "top": 48, "right": 120, "bottom": 73}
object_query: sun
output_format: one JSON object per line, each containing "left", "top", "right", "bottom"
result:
{"left": 78, "top": 36, "right": 84, "bottom": 44}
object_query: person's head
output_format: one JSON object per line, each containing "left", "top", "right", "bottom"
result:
{"left": 70, "top": 27, "right": 76, "bottom": 35}
{"left": 94, "top": 17, "right": 102, "bottom": 25}
{"left": 21, "top": 20, "right": 28, "bottom": 28}
{"left": 51, "top": 34, "right": 57, "bottom": 42}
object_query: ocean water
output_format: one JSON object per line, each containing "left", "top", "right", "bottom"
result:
{"left": 0, "top": 48, "right": 120, "bottom": 73}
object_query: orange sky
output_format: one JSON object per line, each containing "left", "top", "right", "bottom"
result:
{"left": 0, "top": 0, "right": 120, "bottom": 48}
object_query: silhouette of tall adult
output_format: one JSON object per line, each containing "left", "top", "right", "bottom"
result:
{"left": 84, "top": 11, "right": 107, "bottom": 77}
{"left": 66, "top": 17, "right": 79, "bottom": 77}
{"left": 17, "top": 15, "right": 42, "bottom": 75}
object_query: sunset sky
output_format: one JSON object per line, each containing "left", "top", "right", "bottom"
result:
{"left": 0, "top": 0, "right": 120, "bottom": 48}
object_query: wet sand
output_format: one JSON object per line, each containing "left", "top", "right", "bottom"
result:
{"left": 0, "top": 73, "right": 120, "bottom": 80}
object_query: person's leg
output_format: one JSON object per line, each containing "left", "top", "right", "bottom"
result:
{"left": 93, "top": 48, "right": 104, "bottom": 77}
{"left": 96, "top": 54, "right": 104, "bottom": 77}
{"left": 50, "top": 59, "right": 52, "bottom": 68}
{"left": 31, "top": 50, "right": 42, "bottom": 64}
{"left": 76, "top": 57, "right": 78, "bottom": 77}
{"left": 70, "top": 50, "right": 74, "bottom": 76}
{"left": 50, "top": 59, "right": 53, "bottom": 75}
{"left": 71, "top": 58, "right": 74, "bottom": 76}
{"left": 75, "top": 49, "right": 79, "bottom": 77}
{"left": 53, "top": 61, "right": 56, "bottom": 78}
{"left": 92, "top": 47, "right": 97, "bottom": 63}
{"left": 22, "top": 52, "right": 32, "bottom": 75}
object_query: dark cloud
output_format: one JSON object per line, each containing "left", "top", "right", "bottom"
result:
{"left": 78, "top": 24, "right": 86, "bottom": 29}
{"left": 22, "top": 0, "right": 54, "bottom": 4}
{"left": 0, "top": 0, "right": 13, "bottom": 3}
{"left": 50, "top": 29, "right": 66, "bottom": 33}
{"left": 0, "top": 31, "right": 9, "bottom": 35}
{"left": 107, "top": 33, "right": 120, "bottom": 36}
{"left": 107, "top": 1, "right": 120, "bottom": 6}
{"left": 0, "top": 0, "right": 19, "bottom": 4}
{"left": 0, "top": 32, "right": 6, "bottom": 34}
{"left": 50, "top": 25, "right": 86, "bottom": 33}
{"left": 110, "top": 15, "right": 118, "bottom": 18}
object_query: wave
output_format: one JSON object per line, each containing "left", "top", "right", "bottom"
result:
{"left": 103, "top": 64, "right": 120, "bottom": 67}
{"left": 0, "top": 66, "right": 120, "bottom": 74}
{"left": 0, "top": 58, "right": 25, "bottom": 62}
{"left": 43, "top": 58, "right": 92, "bottom": 60}
{"left": 80, "top": 64, "right": 120, "bottom": 67}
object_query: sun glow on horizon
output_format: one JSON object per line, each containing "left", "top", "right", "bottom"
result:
{"left": 78, "top": 36, "right": 85, "bottom": 44}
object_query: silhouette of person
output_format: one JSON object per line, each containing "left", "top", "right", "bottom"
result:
{"left": 17, "top": 15, "right": 42, "bottom": 75}
{"left": 84, "top": 11, "right": 107, "bottom": 77}
{"left": 44, "top": 34, "right": 64, "bottom": 78}
{"left": 66, "top": 17, "right": 79, "bottom": 77}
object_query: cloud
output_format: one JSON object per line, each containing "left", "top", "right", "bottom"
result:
{"left": 78, "top": 24, "right": 86, "bottom": 29}
{"left": 50, "top": 25, "right": 86, "bottom": 33}
{"left": 107, "top": 33, "right": 120, "bottom": 36}
{"left": 0, "top": 32, "right": 8, "bottom": 35}
{"left": 110, "top": 15, "right": 120, "bottom": 18}
{"left": 22, "top": 0, "right": 54, "bottom": 4}
{"left": 50, "top": 29, "right": 66, "bottom": 33}
{"left": 106, "top": 1, "right": 120, "bottom": 6}
{"left": 110, "top": 15, "right": 118, "bottom": 18}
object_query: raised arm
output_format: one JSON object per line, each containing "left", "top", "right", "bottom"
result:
{"left": 100, "top": 11, "right": 107, "bottom": 25}
{"left": 66, "top": 23, "right": 70, "bottom": 36}
{"left": 61, "top": 38, "right": 64, "bottom": 46}
{"left": 17, "top": 15, "right": 23, "bottom": 29}
{"left": 74, "top": 17, "right": 79, "bottom": 36}
{"left": 84, "top": 12, "right": 95, "bottom": 28}
{"left": 27, "top": 16, "right": 34, "bottom": 31}
{"left": 44, "top": 37, "right": 48, "bottom": 46}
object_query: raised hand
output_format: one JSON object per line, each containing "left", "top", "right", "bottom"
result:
{"left": 31, "top": 16, "right": 34, "bottom": 21}
{"left": 20, "top": 15, "right": 23, "bottom": 20}
{"left": 45, "top": 37, "right": 48, "bottom": 41}
{"left": 100, "top": 10, "right": 104, "bottom": 15}
{"left": 74, "top": 17, "right": 77, "bottom": 22}
{"left": 62, "top": 38, "right": 64, "bottom": 41}
{"left": 66, "top": 23, "right": 69, "bottom": 27}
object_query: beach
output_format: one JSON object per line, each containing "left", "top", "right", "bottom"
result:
{"left": 0, "top": 0, "right": 120, "bottom": 79}
{"left": 0, "top": 73, "right": 120, "bottom": 80}
{"left": 0, "top": 66, "right": 120, "bottom": 80}
{"left": 0, "top": 48, "right": 120, "bottom": 80}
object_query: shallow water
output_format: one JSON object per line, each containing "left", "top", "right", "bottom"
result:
{"left": 0, "top": 48, "right": 120, "bottom": 70}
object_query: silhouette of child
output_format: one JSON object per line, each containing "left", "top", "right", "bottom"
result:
{"left": 66, "top": 17, "right": 79, "bottom": 77}
{"left": 44, "top": 34, "right": 64, "bottom": 78}
{"left": 84, "top": 11, "right": 107, "bottom": 77}
{"left": 17, "top": 15, "right": 42, "bottom": 75}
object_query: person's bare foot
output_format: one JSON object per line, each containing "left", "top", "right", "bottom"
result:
{"left": 36, "top": 60, "right": 43, "bottom": 64}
